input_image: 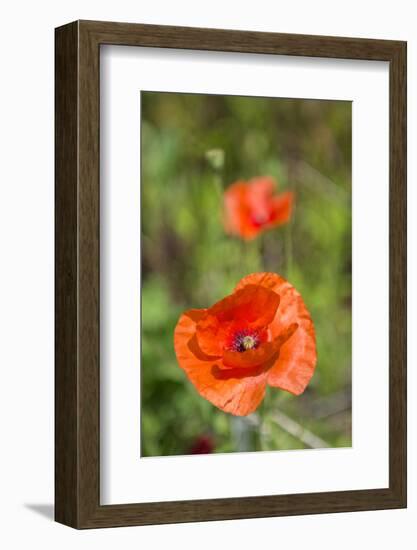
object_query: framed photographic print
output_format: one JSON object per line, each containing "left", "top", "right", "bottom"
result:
{"left": 55, "top": 20, "right": 407, "bottom": 528}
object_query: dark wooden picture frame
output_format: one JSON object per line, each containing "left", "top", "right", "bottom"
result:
{"left": 55, "top": 20, "right": 407, "bottom": 529}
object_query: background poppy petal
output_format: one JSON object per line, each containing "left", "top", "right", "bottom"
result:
{"left": 224, "top": 177, "right": 291, "bottom": 240}
{"left": 224, "top": 181, "right": 264, "bottom": 240}
{"left": 247, "top": 176, "right": 275, "bottom": 199}
{"left": 269, "top": 191, "right": 294, "bottom": 226}
{"left": 223, "top": 181, "right": 251, "bottom": 236}
{"left": 174, "top": 310, "right": 269, "bottom": 416}
{"left": 246, "top": 177, "right": 275, "bottom": 226}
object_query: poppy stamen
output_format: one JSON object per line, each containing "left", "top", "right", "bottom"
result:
{"left": 242, "top": 335, "right": 257, "bottom": 350}
{"left": 251, "top": 212, "right": 269, "bottom": 226}
{"left": 230, "top": 329, "right": 260, "bottom": 352}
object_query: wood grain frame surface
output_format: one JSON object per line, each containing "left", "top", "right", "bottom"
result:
{"left": 55, "top": 20, "right": 407, "bottom": 529}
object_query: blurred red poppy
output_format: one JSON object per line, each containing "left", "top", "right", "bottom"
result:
{"left": 174, "top": 272, "right": 316, "bottom": 416}
{"left": 224, "top": 176, "right": 293, "bottom": 240}
{"left": 189, "top": 434, "right": 215, "bottom": 454}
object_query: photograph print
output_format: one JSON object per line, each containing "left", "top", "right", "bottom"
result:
{"left": 140, "top": 91, "right": 352, "bottom": 458}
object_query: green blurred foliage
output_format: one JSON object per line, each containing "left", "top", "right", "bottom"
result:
{"left": 141, "top": 91, "right": 352, "bottom": 456}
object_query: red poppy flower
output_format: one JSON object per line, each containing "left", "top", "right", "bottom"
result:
{"left": 174, "top": 272, "right": 316, "bottom": 416}
{"left": 189, "top": 434, "right": 215, "bottom": 454}
{"left": 224, "top": 176, "right": 293, "bottom": 240}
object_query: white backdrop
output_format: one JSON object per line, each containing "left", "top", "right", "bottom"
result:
{"left": 0, "top": 1, "right": 415, "bottom": 549}
{"left": 100, "top": 47, "right": 389, "bottom": 504}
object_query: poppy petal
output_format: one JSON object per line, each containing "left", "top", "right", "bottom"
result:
{"left": 194, "top": 314, "right": 229, "bottom": 357}
{"left": 223, "top": 181, "right": 250, "bottom": 235}
{"left": 224, "top": 181, "right": 264, "bottom": 240}
{"left": 246, "top": 177, "right": 275, "bottom": 226}
{"left": 267, "top": 324, "right": 316, "bottom": 395}
{"left": 247, "top": 176, "right": 275, "bottom": 198}
{"left": 195, "top": 285, "right": 280, "bottom": 356}
{"left": 222, "top": 323, "right": 297, "bottom": 369}
{"left": 174, "top": 309, "right": 269, "bottom": 416}
{"left": 269, "top": 191, "right": 294, "bottom": 226}
{"left": 235, "top": 272, "right": 317, "bottom": 395}
{"left": 223, "top": 177, "right": 293, "bottom": 240}
{"left": 209, "top": 284, "right": 280, "bottom": 325}
{"left": 234, "top": 271, "right": 287, "bottom": 294}
{"left": 267, "top": 286, "right": 316, "bottom": 395}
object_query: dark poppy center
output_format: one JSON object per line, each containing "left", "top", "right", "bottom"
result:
{"left": 230, "top": 329, "right": 260, "bottom": 352}
{"left": 251, "top": 212, "right": 269, "bottom": 227}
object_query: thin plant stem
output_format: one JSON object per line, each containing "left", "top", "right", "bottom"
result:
{"left": 248, "top": 409, "right": 330, "bottom": 450}
{"left": 284, "top": 223, "right": 294, "bottom": 278}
